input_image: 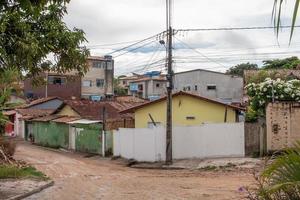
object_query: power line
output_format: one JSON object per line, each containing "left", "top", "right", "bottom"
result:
{"left": 176, "top": 25, "right": 300, "bottom": 32}
{"left": 174, "top": 36, "right": 226, "bottom": 68}
{"left": 108, "top": 31, "right": 166, "bottom": 55}
{"left": 113, "top": 40, "right": 157, "bottom": 58}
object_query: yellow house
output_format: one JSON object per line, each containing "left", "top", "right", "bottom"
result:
{"left": 120, "top": 91, "right": 243, "bottom": 128}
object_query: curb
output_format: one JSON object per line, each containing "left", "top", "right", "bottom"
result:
{"left": 7, "top": 180, "right": 54, "bottom": 200}
{"left": 130, "top": 164, "right": 185, "bottom": 170}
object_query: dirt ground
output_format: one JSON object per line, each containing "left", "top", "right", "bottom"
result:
{"left": 14, "top": 142, "right": 256, "bottom": 200}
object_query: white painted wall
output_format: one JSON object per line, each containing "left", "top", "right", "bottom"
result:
{"left": 113, "top": 123, "right": 245, "bottom": 162}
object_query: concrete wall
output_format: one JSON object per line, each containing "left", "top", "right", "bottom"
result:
{"left": 174, "top": 70, "right": 243, "bottom": 103}
{"left": 266, "top": 102, "right": 300, "bottom": 151}
{"left": 113, "top": 123, "right": 245, "bottom": 162}
{"left": 135, "top": 94, "right": 237, "bottom": 128}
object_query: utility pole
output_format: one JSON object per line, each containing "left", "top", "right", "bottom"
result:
{"left": 101, "top": 106, "right": 106, "bottom": 157}
{"left": 165, "top": 0, "right": 173, "bottom": 165}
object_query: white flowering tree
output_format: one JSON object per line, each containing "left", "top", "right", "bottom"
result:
{"left": 245, "top": 78, "right": 300, "bottom": 118}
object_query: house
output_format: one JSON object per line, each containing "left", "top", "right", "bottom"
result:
{"left": 82, "top": 55, "right": 114, "bottom": 100}
{"left": 118, "top": 74, "right": 141, "bottom": 94}
{"left": 23, "top": 55, "right": 114, "bottom": 100}
{"left": 120, "top": 91, "right": 243, "bottom": 128}
{"left": 25, "top": 97, "right": 146, "bottom": 154}
{"left": 8, "top": 97, "right": 64, "bottom": 139}
{"left": 128, "top": 72, "right": 167, "bottom": 100}
{"left": 173, "top": 69, "right": 243, "bottom": 104}
{"left": 24, "top": 72, "right": 82, "bottom": 100}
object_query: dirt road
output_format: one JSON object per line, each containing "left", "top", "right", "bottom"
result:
{"left": 14, "top": 142, "right": 255, "bottom": 200}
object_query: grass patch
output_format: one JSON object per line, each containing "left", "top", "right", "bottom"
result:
{"left": 0, "top": 165, "right": 48, "bottom": 180}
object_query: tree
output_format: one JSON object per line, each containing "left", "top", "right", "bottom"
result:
{"left": 226, "top": 62, "right": 258, "bottom": 77}
{"left": 0, "top": 0, "right": 90, "bottom": 77}
{"left": 113, "top": 77, "right": 128, "bottom": 96}
{"left": 0, "top": 68, "right": 22, "bottom": 134}
{"left": 248, "top": 141, "right": 300, "bottom": 200}
{"left": 262, "top": 56, "right": 300, "bottom": 69}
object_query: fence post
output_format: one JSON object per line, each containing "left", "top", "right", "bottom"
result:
{"left": 259, "top": 118, "right": 266, "bottom": 157}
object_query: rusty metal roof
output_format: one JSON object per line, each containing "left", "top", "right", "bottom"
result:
{"left": 63, "top": 99, "right": 139, "bottom": 120}
{"left": 3, "top": 110, "right": 16, "bottom": 116}
{"left": 52, "top": 116, "right": 81, "bottom": 123}
{"left": 16, "top": 109, "right": 55, "bottom": 119}
{"left": 31, "top": 115, "right": 63, "bottom": 122}
{"left": 114, "top": 96, "right": 148, "bottom": 103}
{"left": 25, "top": 97, "right": 61, "bottom": 108}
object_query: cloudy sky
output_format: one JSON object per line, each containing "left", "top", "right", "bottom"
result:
{"left": 63, "top": 0, "right": 300, "bottom": 75}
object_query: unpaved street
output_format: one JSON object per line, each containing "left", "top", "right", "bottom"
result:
{"left": 15, "top": 142, "right": 255, "bottom": 200}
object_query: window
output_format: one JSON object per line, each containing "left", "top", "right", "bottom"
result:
{"left": 106, "top": 61, "right": 113, "bottom": 70}
{"left": 48, "top": 76, "right": 66, "bottom": 85}
{"left": 186, "top": 86, "right": 191, "bottom": 91}
{"left": 194, "top": 85, "right": 198, "bottom": 91}
{"left": 83, "top": 80, "right": 92, "bottom": 87}
{"left": 186, "top": 116, "right": 196, "bottom": 120}
{"left": 92, "top": 61, "right": 104, "bottom": 68}
{"left": 207, "top": 84, "right": 216, "bottom": 90}
{"left": 123, "top": 80, "right": 126, "bottom": 85}
{"left": 138, "top": 84, "right": 143, "bottom": 90}
{"left": 156, "top": 83, "right": 160, "bottom": 88}
{"left": 96, "top": 79, "right": 104, "bottom": 88}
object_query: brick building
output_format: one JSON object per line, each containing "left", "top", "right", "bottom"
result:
{"left": 24, "top": 56, "right": 114, "bottom": 100}
{"left": 266, "top": 102, "right": 300, "bottom": 151}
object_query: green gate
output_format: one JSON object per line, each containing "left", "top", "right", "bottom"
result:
{"left": 74, "top": 123, "right": 102, "bottom": 154}
{"left": 32, "top": 121, "right": 69, "bottom": 148}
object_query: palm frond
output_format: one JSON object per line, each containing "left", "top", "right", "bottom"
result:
{"left": 272, "top": 0, "right": 300, "bottom": 43}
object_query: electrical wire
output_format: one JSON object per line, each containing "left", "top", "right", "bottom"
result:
{"left": 174, "top": 36, "right": 227, "bottom": 68}
{"left": 176, "top": 25, "right": 300, "bottom": 32}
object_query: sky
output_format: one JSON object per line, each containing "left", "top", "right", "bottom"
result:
{"left": 63, "top": 0, "right": 300, "bottom": 76}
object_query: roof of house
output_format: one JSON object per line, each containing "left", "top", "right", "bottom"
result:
{"left": 16, "top": 108, "right": 56, "bottom": 119}
{"left": 30, "top": 115, "right": 62, "bottom": 122}
{"left": 25, "top": 97, "right": 61, "bottom": 108}
{"left": 120, "top": 91, "right": 244, "bottom": 114}
{"left": 52, "top": 116, "right": 81, "bottom": 123}
{"left": 63, "top": 99, "right": 136, "bottom": 120}
{"left": 3, "top": 110, "right": 16, "bottom": 116}
{"left": 87, "top": 56, "right": 106, "bottom": 61}
{"left": 175, "top": 69, "right": 241, "bottom": 77}
{"left": 114, "top": 96, "right": 148, "bottom": 104}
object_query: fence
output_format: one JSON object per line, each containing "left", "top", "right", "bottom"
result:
{"left": 113, "top": 123, "right": 245, "bottom": 162}
{"left": 244, "top": 122, "right": 261, "bottom": 156}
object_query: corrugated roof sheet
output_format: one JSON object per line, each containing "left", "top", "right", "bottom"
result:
{"left": 17, "top": 109, "right": 55, "bottom": 119}
{"left": 3, "top": 110, "right": 16, "bottom": 116}
{"left": 68, "top": 119, "right": 101, "bottom": 124}
{"left": 52, "top": 116, "right": 81, "bottom": 123}
{"left": 31, "top": 115, "right": 62, "bottom": 122}
{"left": 25, "top": 97, "right": 60, "bottom": 108}
{"left": 63, "top": 98, "right": 144, "bottom": 120}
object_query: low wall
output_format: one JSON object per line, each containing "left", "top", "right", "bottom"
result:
{"left": 114, "top": 123, "right": 245, "bottom": 162}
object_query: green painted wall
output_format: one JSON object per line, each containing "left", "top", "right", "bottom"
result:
{"left": 75, "top": 124, "right": 102, "bottom": 154}
{"left": 32, "top": 121, "right": 69, "bottom": 148}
